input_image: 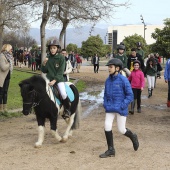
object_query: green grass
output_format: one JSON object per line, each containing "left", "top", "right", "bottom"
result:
{"left": 8, "top": 70, "right": 34, "bottom": 110}
{"left": 76, "top": 80, "right": 86, "bottom": 92}
{"left": 0, "top": 111, "right": 23, "bottom": 119}
{"left": 0, "top": 70, "right": 86, "bottom": 119}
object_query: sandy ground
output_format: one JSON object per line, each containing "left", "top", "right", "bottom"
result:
{"left": 0, "top": 63, "right": 170, "bottom": 170}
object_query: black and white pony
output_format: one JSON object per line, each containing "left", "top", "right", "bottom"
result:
{"left": 19, "top": 75, "right": 81, "bottom": 148}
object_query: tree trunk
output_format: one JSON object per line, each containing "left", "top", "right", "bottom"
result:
{"left": 40, "top": 0, "right": 53, "bottom": 63}
{"left": 40, "top": 22, "right": 47, "bottom": 62}
{"left": 59, "top": 22, "right": 69, "bottom": 49}
{"left": 0, "top": 9, "right": 4, "bottom": 50}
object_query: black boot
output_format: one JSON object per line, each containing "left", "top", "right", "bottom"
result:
{"left": 99, "top": 131, "right": 115, "bottom": 158}
{"left": 129, "top": 101, "right": 135, "bottom": 114}
{"left": 151, "top": 89, "right": 153, "bottom": 96}
{"left": 137, "top": 107, "right": 141, "bottom": 113}
{"left": 148, "top": 88, "right": 151, "bottom": 98}
{"left": 124, "top": 128, "right": 139, "bottom": 151}
{"left": 62, "top": 97, "right": 71, "bottom": 118}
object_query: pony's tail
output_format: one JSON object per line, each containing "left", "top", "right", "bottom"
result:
{"left": 72, "top": 99, "right": 82, "bottom": 129}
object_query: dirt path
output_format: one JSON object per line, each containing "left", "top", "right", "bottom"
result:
{"left": 0, "top": 64, "right": 170, "bottom": 170}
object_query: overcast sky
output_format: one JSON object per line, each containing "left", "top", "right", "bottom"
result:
{"left": 31, "top": 0, "right": 170, "bottom": 29}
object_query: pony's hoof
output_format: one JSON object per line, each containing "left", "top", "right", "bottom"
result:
{"left": 57, "top": 136, "right": 62, "bottom": 142}
{"left": 68, "top": 134, "right": 72, "bottom": 138}
{"left": 34, "top": 142, "right": 42, "bottom": 148}
{"left": 60, "top": 137, "right": 68, "bottom": 143}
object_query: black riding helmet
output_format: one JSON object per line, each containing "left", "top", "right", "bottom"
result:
{"left": 136, "top": 42, "right": 142, "bottom": 47}
{"left": 48, "top": 39, "right": 61, "bottom": 52}
{"left": 133, "top": 60, "right": 141, "bottom": 66}
{"left": 120, "top": 42, "right": 125, "bottom": 46}
{"left": 117, "top": 44, "right": 125, "bottom": 50}
{"left": 106, "top": 58, "right": 123, "bottom": 70}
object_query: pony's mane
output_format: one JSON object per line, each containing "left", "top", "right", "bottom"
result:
{"left": 20, "top": 75, "right": 46, "bottom": 93}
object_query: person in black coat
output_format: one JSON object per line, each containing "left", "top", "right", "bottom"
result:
{"left": 93, "top": 54, "right": 100, "bottom": 73}
{"left": 127, "top": 48, "right": 145, "bottom": 73}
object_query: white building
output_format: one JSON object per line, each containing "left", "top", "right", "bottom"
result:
{"left": 107, "top": 24, "right": 164, "bottom": 50}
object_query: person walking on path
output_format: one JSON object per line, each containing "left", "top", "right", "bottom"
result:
{"left": 61, "top": 49, "right": 72, "bottom": 81}
{"left": 75, "top": 54, "right": 82, "bottom": 73}
{"left": 31, "top": 54, "right": 36, "bottom": 72}
{"left": 93, "top": 54, "right": 100, "bottom": 73}
{"left": 99, "top": 58, "right": 139, "bottom": 158}
{"left": 0, "top": 44, "right": 13, "bottom": 112}
{"left": 68, "top": 51, "right": 76, "bottom": 73}
{"left": 128, "top": 60, "right": 145, "bottom": 114}
{"left": 164, "top": 58, "right": 170, "bottom": 107}
{"left": 41, "top": 40, "right": 71, "bottom": 118}
{"left": 145, "top": 57, "right": 157, "bottom": 98}
{"left": 115, "top": 44, "right": 131, "bottom": 76}
{"left": 127, "top": 48, "right": 145, "bottom": 73}
{"left": 136, "top": 42, "right": 145, "bottom": 60}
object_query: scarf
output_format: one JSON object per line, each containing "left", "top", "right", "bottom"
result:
{"left": 3, "top": 51, "right": 13, "bottom": 73}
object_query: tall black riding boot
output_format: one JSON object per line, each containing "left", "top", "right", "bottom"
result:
{"left": 129, "top": 101, "right": 135, "bottom": 114}
{"left": 62, "top": 97, "right": 71, "bottom": 118}
{"left": 148, "top": 88, "right": 151, "bottom": 98}
{"left": 124, "top": 128, "right": 139, "bottom": 151}
{"left": 99, "top": 131, "right": 115, "bottom": 158}
{"left": 137, "top": 99, "right": 141, "bottom": 113}
{"left": 151, "top": 88, "right": 153, "bottom": 96}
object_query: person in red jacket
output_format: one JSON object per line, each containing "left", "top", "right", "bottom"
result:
{"left": 75, "top": 54, "right": 82, "bottom": 73}
{"left": 128, "top": 60, "right": 145, "bottom": 114}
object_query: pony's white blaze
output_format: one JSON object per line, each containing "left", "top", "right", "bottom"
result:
{"left": 35, "top": 126, "right": 45, "bottom": 148}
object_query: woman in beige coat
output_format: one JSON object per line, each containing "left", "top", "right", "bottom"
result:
{"left": 0, "top": 44, "right": 13, "bottom": 112}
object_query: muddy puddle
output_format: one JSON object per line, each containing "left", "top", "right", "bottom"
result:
{"left": 79, "top": 86, "right": 168, "bottom": 118}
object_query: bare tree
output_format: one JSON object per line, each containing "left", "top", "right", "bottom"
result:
{"left": 49, "top": 0, "right": 130, "bottom": 47}
{"left": 3, "top": 31, "right": 37, "bottom": 49}
{"left": 28, "top": 0, "right": 129, "bottom": 61}
{"left": 0, "top": 0, "right": 32, "bottom": 49}
{"left": 40, "top": 0, "right": 54, "bottom": 61}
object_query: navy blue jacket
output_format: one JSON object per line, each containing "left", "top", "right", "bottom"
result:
{"left": 103, "top": 73, "right": 133, "bottom": 116}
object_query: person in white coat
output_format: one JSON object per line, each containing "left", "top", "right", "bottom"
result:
{"left": 61, "top": 49, "right": 72, "bottom": 81}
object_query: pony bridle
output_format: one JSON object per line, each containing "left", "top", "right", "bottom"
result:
{"left": 23, "top": 89, "right": 43, "bottom": 109}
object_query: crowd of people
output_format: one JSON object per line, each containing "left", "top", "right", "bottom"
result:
{"left": 13, "top": 47, "right": 42, "bottom": 71}
{"left": 109, "top": 42, "right": 165, "bottom": 114}
{"left": 13, "top": 46, "right": 82, "bottom": 74}
{"left": 98, "top": 42, "right": 170, "bottom": 158}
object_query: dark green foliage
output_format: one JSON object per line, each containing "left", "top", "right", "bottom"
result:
{"left": 81, "top": 35, "right": 110, "bottom": 57}
{"left": 151, "top": 18, "right": 170, "bottom": 58}
{"left": 122, "top": 34, "right": 147, "bottom": 56}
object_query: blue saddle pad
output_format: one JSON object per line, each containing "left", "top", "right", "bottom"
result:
{"left": 52, "top": 83, "right": 74, "bottom": 105}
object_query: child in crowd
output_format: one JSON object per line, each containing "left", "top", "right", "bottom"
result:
{"left": 31, "top": 55, "right": 36, "bottom": 72}
{"left": 61, "top": 49, "right": 72, "bottom": 81}
{"left": 128, "top": 60, "right": 145, "bottom": 114}
{"left": 115, "top": 44, "right": 131, "bottom": 76}
{"left": 99, "top": 58, "right": 139, "bottom": 158}
{"left": 164, "top": 58, "right": 170, "bottom": 107}
{"left": 145, "top": 57, "right": 157, "bottom": 98}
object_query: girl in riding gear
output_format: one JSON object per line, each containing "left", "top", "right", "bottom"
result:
{"left": 128, "top": 60, "right": 145, "bottom": 114}
{"left": 99, "top": 58, "right": 139, "bottom": 158}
